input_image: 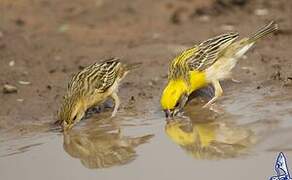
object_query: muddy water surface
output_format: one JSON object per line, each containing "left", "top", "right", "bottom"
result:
{"left": 1, "top": 83, "right": 292, "bottom": 180}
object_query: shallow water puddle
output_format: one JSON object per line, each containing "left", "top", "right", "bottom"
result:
{"left": 1, "top": 85, "right": 292, "bottom": 180}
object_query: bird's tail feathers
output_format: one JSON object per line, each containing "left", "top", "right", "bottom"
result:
{"left": 248, "top": 21, "right": 278, "bottom": 43}
{"left": 130, "top": 134, "right": 154, "bottom": 147}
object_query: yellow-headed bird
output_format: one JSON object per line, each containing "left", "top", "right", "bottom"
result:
{"left": 58, "top": 57, "right": 138, "bottom": 130}
{"left": 161, "top": 21, "right": 278, "bottom": 117}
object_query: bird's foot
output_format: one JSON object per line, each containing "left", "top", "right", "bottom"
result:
{"left": 208, "top": 103, "right": 224, "bottom": 114}
{"left": 111, "top": 106, "right": 119, "bottom": 117}
{"left": 203, "top": 99, "right": 214, "bottom": 108}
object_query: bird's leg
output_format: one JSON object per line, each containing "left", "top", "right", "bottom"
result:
{"left": 203, "top": 80, "right": 223, "bottom": 108}
{"left": 178, "top": 93, "right": 188, "bottom": 110}
{"left": 173, "top": 93, "right": 188, "bottom": 116}
{"left": 111, "top": 92, "right": 120, "bottom": 117}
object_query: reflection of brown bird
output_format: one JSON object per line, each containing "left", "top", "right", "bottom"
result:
{"left": 165, "top": 118, "right": 268, "bottom": 159}
{"left": 58, "top": 58, "right": 140, "bottom": 130}
{"left": 63, "top": 125, "right": 153, "bottom": 169}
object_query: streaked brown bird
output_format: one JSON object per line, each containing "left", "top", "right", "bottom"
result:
{"left": 58, "top": 57, "right": 138, "bottom": 130}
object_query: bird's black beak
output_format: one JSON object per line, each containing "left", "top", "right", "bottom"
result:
{"left": 164, "top": 109, "right": 173, "bottom": 118}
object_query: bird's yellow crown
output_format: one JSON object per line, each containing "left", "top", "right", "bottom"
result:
{"left": 160, "top": 79, "right": 188, "bottom": 110}
{"left": 160, "top": 71, "right": 207, "bottom": 110}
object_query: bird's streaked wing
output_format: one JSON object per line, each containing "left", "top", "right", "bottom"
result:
{"left": 187, "top": 32, "right": 239, "bottom": 71}
{"left": 68, "top": 58, "right": 121, "bottom": 94}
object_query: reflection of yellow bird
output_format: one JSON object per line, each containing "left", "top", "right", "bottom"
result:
{"left": 161, "top": 21, "right": 278, "bottom": 117}
{"left": 165, "top": 119, "right": 256, "bottom": 159}
{"left": 165, "top": 120, "right": 196, "bottom": 146}
{"left": 63, "top": 125, "right": 153, "bottom": 169}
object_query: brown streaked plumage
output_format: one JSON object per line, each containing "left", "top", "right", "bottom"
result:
{"left": 58, "top": 57, "right": 138, "bottom": 130}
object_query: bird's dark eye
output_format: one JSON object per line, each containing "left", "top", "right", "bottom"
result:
{"left": 174, "top": 101, "right": 180, "bottom": 108}
{"left": 174, "top": 95, "right": 184, "bottom": 108}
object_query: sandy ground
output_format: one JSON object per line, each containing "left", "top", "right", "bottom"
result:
{"left": 0, "top": 0, "right": 292, "bottom": 137}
